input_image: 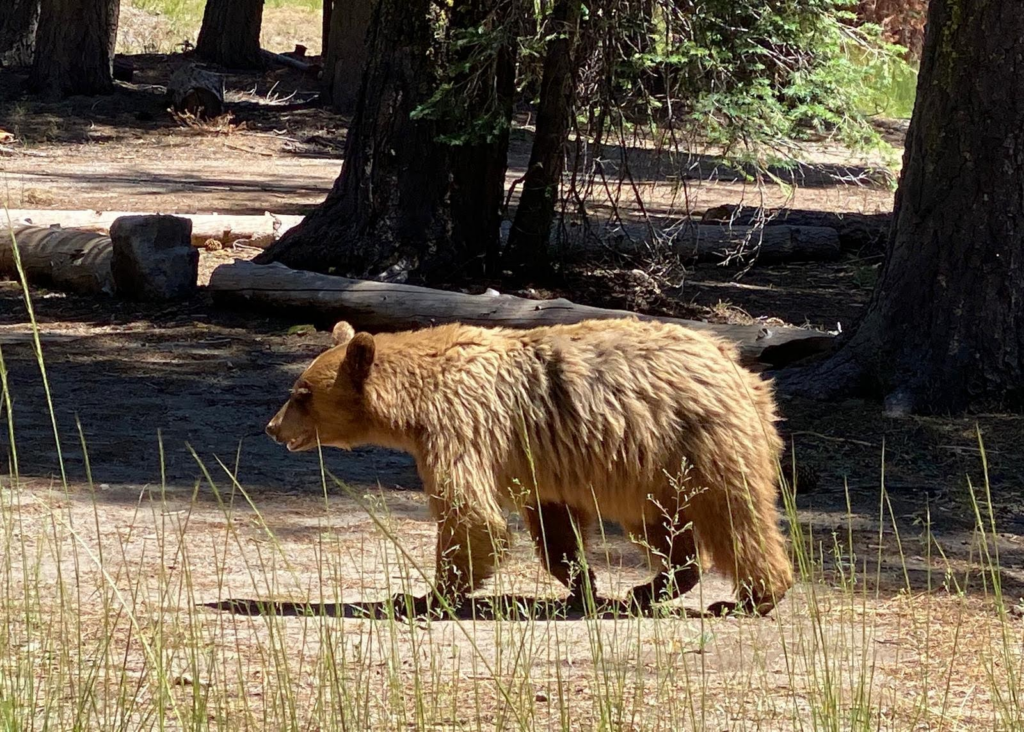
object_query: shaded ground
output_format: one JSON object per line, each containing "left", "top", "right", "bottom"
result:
{"left": 3, "top": 280, "right": 1022, "bottom": 603}
{"left": 1, "top": 52, "right": 1022, "bottom": 731}
{"left": 2, "top": 53, "right": 1022, "bottom": 592}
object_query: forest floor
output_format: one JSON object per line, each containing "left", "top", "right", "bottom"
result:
{"left": 1, "top": 55, "right": 1023, "bottom": 730}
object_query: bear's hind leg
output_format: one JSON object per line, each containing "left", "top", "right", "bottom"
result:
{"left": 624, "top": 515, "right": 701, "bottom": 612}
{"left": 693, "top": 490, "right": 793, "bottom": 617}
{"left": 522, "top": 501, "right": 596, "bottom": 606}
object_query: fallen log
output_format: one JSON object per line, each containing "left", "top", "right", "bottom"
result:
{"left": 574, "top": 221, "right": 842, "bottom": 265}
{"left": 208, "top": 260, "right": 833, "bottom": 368}
{"left": 2, "top": 210, "right": 303, "bottom": 248}
{"left": 698, "top": 205, "right": 892, "bottom": 253}
{"left": 167, "top": 63, "right": 224, "bottom": 119}
{"left": 0, "top": 225, "right": 114, "bottom": 295}
{"left": 2, "top": 217, "right": 200, "bottom": 299}
{"left": 261, "top": 49, "right": 317, "bottom": 75}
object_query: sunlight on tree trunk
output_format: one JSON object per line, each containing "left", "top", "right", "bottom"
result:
{"left": 779, "top": 0, "right": 1024, "bottom": 413}
{"left": 0, "top": 0, "right": 39, "bottom": 68}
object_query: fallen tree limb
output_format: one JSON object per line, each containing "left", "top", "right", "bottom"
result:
{"left": 2, "top": 210, "right": 303, "bottom": 248}
{"left": 0, "top": 225, "right": 114, "bottom": 295}
{"left": 208, "top": 260, "right": 833, "bottom": 368}
{"left": 261, "top": 49, "right": 317, "bottom": 74}
{"left": 571, "top": 221, "right": 842, "bottom": 264}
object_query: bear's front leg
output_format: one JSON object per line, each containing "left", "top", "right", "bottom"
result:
{"left": 392, "top": 492, "right": 509, "bottom": 619}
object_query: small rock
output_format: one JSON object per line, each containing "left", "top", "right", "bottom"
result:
{"left": 535, "top": 691, "right": 549, "bottom": 703}
{"left": 883, "top": 388, "right": 915, "bottom": 418}
{"left": 172, "top": 673, "right": 209, "bottom": 688}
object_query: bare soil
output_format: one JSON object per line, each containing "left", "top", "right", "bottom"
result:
{"left": 1, "top": 54, "right": 1022, "bottom": 729}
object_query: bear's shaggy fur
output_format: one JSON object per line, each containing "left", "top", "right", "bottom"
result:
{"left": 266, "top": 318, "right": 793, "bottom": 615}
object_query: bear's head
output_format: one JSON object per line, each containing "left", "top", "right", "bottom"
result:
{"left": 265, "top": 321, "right": 377, "bottom": 452}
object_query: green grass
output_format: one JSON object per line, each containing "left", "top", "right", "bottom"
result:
{"left": 119, "top": 0, "right": 323, "bottom": 54}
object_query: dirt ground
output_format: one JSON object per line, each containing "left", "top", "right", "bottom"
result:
{"left": 2, "top": 55, "right": 1023, "bottom": 729}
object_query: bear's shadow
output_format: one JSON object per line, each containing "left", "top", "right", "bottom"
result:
{"left": 201, "top": 595, "right": 708, "bottom": 621}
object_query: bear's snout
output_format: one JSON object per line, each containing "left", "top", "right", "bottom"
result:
{"left": 265, "top": 406, "right": 291, "bottom": 445}
{"left": 264, "top": 402, "right": 318, "bottom": 452}
{"left": 265, "top": 414, "right": 283, "bottom": 442}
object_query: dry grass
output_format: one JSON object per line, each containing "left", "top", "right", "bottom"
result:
{"left": 1, "top": 466, "right": 1021, "bottom": 730}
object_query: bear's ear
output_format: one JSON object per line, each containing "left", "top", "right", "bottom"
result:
{"left": 341, "top": 332, "right": 376, "bottom": 386}
{"left": 331, "top": 321, "right": 355, "bottom": 346}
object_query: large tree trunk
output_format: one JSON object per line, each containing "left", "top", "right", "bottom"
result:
{"left": 779, "top": 0, "right": 1024, "bottom": 414}
{"left": 0, "top": 0, "right": 39, "bottom": 68}
{"left": 28, "top": 0, "right": 118, "bottom": 97}
{"left": 255, "top": 0, "right": 454, "bottom": 283}
{"left": 448, "top": 0, "right": 520, "bottom": 278}
{"left": 195, "top": 0, "right": 265, "bottom": 70}
{"left": 505, "top": 0, "right": 583, "bottom": 277}
{"left": 322, "top": 0, "right": 374, "bottom": 113}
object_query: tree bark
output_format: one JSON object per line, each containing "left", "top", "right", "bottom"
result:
{"left": 0, "top": 0, "right": 39, "bottom": 68}
{"left": 195, "top": 0, "right": 265, "bottom": 70}
{"left": 448, "top": 0, "right": 520, "bottom": 278}
{"left": 255, "top": 0, "right": 454, "bottom": 283}
{"left": 505, "top": 0, "right": 583, "bottom": 277}
{"left": 210, "top": 260, "right": 833, "bottom": 369}
{"left": 779, "top": 0, "right": 1024, "bottom": 414}
{"left": 322, "top": 0, "right": 375, "bottom": 114}
{"left": 28, "top": 0, "right": 118, "bottom": 97}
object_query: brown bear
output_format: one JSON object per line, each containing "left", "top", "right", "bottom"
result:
{"left": 266, "top": 318, "right": 793, "bottom": 616}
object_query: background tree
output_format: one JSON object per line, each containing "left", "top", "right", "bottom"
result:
{"left": 856, "top": 0, "right": 927, "bottom": 59}
{"left": 445, "top": 0, "right": 521, "bottom": 277}
{"left": 780, "top": 0, "right": 1024, "bottom": 413}
{"left": 195, "top": 0, "right": 265, "bottom": 69}
{"left": 256, "top": 0, "right": 454, "bottom": 282}
{"left": 321, "top": 0, "right": 375, "bottom": 114}
{"left": 0, "top": 0, "right": 39, "bottom": 68}
{"left": 258, "top": 0, "right": 521, "bottom": 283}
{"left": 505, "top": 0, "right": 583, "bottom": 277}
{"left": 29, "top": 0, "right": 118, "bottom": 97}
{"left": 259, "top": 0, "right": 904, "bottom": 287}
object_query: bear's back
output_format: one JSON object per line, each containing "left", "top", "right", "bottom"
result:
{"left": 370, "top": 319, "right": 780, "bottom": 516}
{"left": 508, "top": 320, "right": 780, "bottom": 515}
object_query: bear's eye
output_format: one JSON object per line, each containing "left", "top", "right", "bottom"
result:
{"left": 291, "top": 384, "right": 313, "bottom": 401}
